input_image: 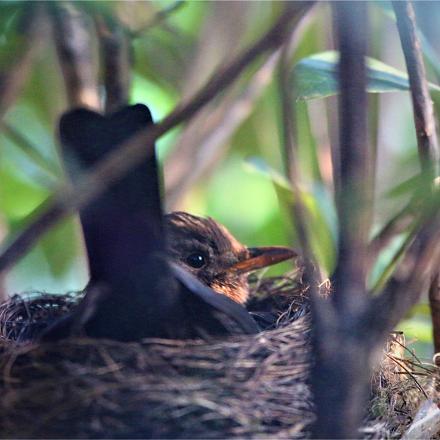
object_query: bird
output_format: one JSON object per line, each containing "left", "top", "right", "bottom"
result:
{"left": 40, "top": 103, "right": 294, "bottom": 343}
{"left": 164, "top": 211, "right": 296, "bottom": 304}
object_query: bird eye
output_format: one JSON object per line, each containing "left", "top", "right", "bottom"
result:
{"left": 186, "top": 252, "right": 207, "bottom": 269}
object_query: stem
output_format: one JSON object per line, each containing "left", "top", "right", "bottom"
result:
{"left": 380, "top": 0, "right": 440, "bottom": 352}
{"left": 332, "top": 2, "right": 371, "bottom": 314}
{"left": 311, "top": 3, "right": 371, "bottom": 438}
{"left": 393, "top": 1, "right": 439, "bottom": 177}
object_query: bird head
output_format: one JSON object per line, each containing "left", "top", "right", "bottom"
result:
{"left": 164, "top": 212, "right": 296, "bottom": 304}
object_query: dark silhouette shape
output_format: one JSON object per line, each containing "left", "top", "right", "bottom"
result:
{"left": 42, "top": 104, "right": 259, "bottom": 341}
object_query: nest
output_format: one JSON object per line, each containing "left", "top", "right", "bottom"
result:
{"left": 0, "top": 271, "right": 437, "bottom": 439}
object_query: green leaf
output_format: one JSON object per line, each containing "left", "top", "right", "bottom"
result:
{"left": 293, "top": 51, "right": 440, "bottom": 101}
{"left": 245, "top": 157, "right": 337, "bottom": 274}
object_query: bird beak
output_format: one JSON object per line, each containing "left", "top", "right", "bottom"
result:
{"left": 228, "top": 246, "right": 297, "bottom": 274}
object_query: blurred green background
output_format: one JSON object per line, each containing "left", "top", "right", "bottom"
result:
{"left": 1, "top": 1, "right": 440, "bottom": 358}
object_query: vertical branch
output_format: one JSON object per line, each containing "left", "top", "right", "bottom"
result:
{"left": 310, "top": 3, "right": 371, "bottom": 438}
{"left": 95, "top": 15, "right": 131, "bottom": 114}
{"left": 392, "top": 0, "right": 440, "bottom": 358}
{"left": 393, "top": 1, "right": 439, "bottom": 177}
{"left": 332, "top": 2, "right": 370, "bottom": 314}
{"left": 50, "top": 2, "right": 100, "bottom": 110}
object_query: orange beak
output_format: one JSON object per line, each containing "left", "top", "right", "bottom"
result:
{"left": 228, "top": 246, "right": 297, "bottom": 274}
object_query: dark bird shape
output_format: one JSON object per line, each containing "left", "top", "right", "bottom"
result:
{"left": 165, "top": 211, "right": 296, "bottom": 304}
{"left": 41, "top": 104, "right": 264, "bottom": 342}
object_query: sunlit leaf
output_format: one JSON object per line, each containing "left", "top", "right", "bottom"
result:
{"left": 293, "top": 51, "right": 440, "bottom": 101}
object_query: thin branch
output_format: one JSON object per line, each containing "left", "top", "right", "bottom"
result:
{"left": 0, "top": 4, "right": 45, "bottom": 121}
{"left": 0, "top": 2, "right": 314, "bottom": 274}
{"left": 50, "top": 2, "right": 100, "bottom": 110}
{"left": 95, "top": 14, "right": 130, "bottom": 113}
{"left": 393, "top": 1, "right": 439, "bottom": 177}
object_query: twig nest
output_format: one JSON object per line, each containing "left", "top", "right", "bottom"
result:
{"left": 0, "top": 273, "right": 315, "bottom": 438}
{"left": 0, "top": 273, "right": 436, "bottom": 438}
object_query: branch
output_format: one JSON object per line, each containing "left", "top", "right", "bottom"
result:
{"left": 372, "top": 0, "right": 440, "bottom": 344}
{"left": 331, "top": 2, "right": 371, "bottom": 314}
{"left": 95, "top": 14, "right": 130, "bottom": 113}
{"left": 50, "top": 2, "right": 100, "bottom": 110}
{"left": 393, "top": 1, "right": 439, "bottom": 177}
{"left": 310, "top": 3, "right": 371, "bottom": 438}
{"left": 0, "top": 2, "right": 314, "bottom": 274}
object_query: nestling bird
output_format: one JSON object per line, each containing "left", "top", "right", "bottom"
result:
{"left": 165, "top": 212, "right": 296, "bottom": 304}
